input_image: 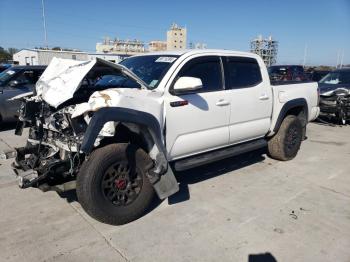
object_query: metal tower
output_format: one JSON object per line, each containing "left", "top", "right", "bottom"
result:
{"left": 250, "top": 35, "right": 278, "bottom": 66}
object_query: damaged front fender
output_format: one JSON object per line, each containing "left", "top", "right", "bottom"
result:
{"left": 80, "top": 107, "right": 178, "bottom": 199}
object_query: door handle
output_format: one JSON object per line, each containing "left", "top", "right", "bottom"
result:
{"left": 216, "top": 99, "right": 230, "bottom": 106}
{"left": 259, "top": 94, "right": 269, "bottom": 100}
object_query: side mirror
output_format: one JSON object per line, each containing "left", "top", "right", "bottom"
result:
{"left": 9, "top": 80, "right": 20, "bottom": 87}
{"left": 173, "top": 77, "right": 202, "bottom": 94}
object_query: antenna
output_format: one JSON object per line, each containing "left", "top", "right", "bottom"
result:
{"left": 41, "top": 0, "right": 48, "bottom": 49}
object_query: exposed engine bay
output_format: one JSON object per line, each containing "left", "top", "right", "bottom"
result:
{"left": 10, "top": 57, "right": 168, "bottom": 192}
{"left": 13, "top": 101, "right": 85, "bottom": 189}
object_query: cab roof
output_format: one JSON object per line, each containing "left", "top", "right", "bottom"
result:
{"left": 132, "top": 49, "right": 259, "bottom": 59}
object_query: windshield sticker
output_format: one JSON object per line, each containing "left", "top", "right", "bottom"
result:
{"left": 155, "top": 57, "right": 177, "bottom": 63}
{"left": 6, "top": 70, "right": 15, "bottom": 75}
{"left": 149, "top": 80, "right": 158, "bottom": 87}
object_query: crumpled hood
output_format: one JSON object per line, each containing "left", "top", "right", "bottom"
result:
{"left": 35, "top": 57, "right": 149, "bottom": 108}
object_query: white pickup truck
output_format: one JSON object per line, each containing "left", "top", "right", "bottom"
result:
{"left": 10, "top": 50, "right": 319, "bottom": 225}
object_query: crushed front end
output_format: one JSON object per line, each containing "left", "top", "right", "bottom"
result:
{"left": 319, "top": 88, "right": 350, "bottom": 124}
{"left": 12, "top": 99, "right": 87, "bottom": 191}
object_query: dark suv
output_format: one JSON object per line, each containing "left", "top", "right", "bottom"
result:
{"left": 0, "top": 65, "right": 46, "bottom": 123}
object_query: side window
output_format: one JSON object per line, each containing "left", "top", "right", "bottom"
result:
{"left": 177, "top": 56, "right": 223, "bottom": 92}
{"left": 225, "top": 57, "right": 262, "bottom": 88}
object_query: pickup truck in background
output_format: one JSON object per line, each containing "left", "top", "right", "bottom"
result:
{"left": 268, "top": 65, "right": 309, "bottom": 82}
{"left": 8, "top": 50, "right": 319, "bottom": 225}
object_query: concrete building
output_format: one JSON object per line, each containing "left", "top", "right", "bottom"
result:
{"left": 96, "top": 37, "right": 146, "bottom": 55}
{"left": 149, "top": 41, "right": 167, "bottom": 52}
{"left": 166, "top": 23, "right": 187, "bottom": 50}
{"left": 13, "top": 49, "right": 89, "bottom": 65}
{"left": 250, "top": 35, "right": 278, "bottom": 66}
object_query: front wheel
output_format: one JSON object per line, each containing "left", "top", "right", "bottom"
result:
{"left": 267, "top": 115, "right": 303, "bottom": 161}
{"left": 76, "top": 143, "right": 155, "bottom": 225}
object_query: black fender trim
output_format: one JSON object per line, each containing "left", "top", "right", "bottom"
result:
{"left": 81, "top": 107, "right": 164, "bottom": 154}
{"left": 273, "top": 98, "right": 308, "bottom": 132}
{"left": 80, "top": 107, "right": 179, "bottom": 199}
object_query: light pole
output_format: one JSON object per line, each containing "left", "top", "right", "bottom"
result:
{"left": 41, "top": 0, "right": 48, "bottom": 49}
{"left": 340, "top": 50, "right": 344, "bottom": 69}
{"left": 302, "top": 44, "right": 307, "bottom": 67}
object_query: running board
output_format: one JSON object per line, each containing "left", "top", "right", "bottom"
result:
{"left": 173, "top": 139, "right": 267, "bottom": 171}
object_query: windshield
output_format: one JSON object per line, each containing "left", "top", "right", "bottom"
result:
{"left": 0, "top": 67, "right": 21, "bottom": 86}
{"left": 120, "top": 55, "right": 178, "bottom": 89}
{"left": 319, "top": 71, "right": 350, "bottom": 85}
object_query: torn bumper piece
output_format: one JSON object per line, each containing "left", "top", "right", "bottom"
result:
{"left": 12, "top": 168, "right": 39, "bottom": 188}
{"left": 10, "top": 144, "right": 72, "bottom": 189}
{"left": 10, "top": 144, "right": 42, "bottom": 188}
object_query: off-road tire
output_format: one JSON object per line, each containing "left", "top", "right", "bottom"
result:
{"left": 267, "top": 115, "right": 303, "bottom": 161}
{"left": 76, "top": 143, "right": 155, "bottom": 225}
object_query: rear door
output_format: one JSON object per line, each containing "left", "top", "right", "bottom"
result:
{"left": 223, "top": 56, "right": 272, "bottom": 144}
{"left": 165, "top": 56, "right": 231, "bottom": 160}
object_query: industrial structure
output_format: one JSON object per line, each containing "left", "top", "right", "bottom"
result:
{"left": 250, "top": 35, "right": 278, "bottom": 66}
{"left": 149, "top": 40, "right": 167, "bottom": 52}
{"left": 96, "top": 37, "right": 146, "bottom": 55}
{"left": 94, "top": 23, "right": 187, "bottom": 53}
{"left": 14, "top": 23, "right": 189, "bottom": 65}
{"left": 166, "top": 23, "right": 187, "bottom": 50}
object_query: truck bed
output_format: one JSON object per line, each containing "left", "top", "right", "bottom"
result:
{"left": 268, "top": 81, "right": 320, "bottom": 135}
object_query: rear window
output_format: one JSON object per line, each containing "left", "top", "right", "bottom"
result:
{"left": 268, "top": 66, "right": 306, "bottom": 81}
{"left": 225, "top": 57, "right": 262, "bottom": 88}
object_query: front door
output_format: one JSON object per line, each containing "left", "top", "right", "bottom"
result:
{"left": 165, "top": 56, "right": 231, "bottom": 160}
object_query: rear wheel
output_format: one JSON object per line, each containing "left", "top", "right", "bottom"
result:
{"left": 76, "top": 143, "right": 155, "bottom": 225}
{"left": 267, "top": 115, "right": 303, "bottom": 161}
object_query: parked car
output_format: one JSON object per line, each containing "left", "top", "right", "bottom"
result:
{"left": 268, "top": 65, "right": 308, "bottom": 82}
{"left": 8, "top": 51, "right": 319, "bottom": 225}
{"left": 319, "top": 68, "right": 350, "bottom": 124}
{"left": 0, "top": 65, "right": 46, "bottom": 122}
{"left": 0, "top": 64, "right": 11, "bottom": 73}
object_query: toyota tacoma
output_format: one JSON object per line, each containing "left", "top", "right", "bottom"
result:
{"left": 6, "top": 50, "right": 320, "bottom": 225}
